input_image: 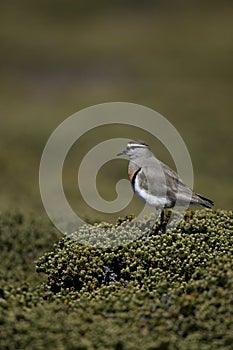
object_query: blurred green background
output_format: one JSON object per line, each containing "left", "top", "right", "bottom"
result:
{"left": 1, "top": 0, "right": 232, "bottom": 222}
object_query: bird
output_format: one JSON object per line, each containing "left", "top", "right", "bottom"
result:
{"left": 117, "top": 140, "right": 214, "bottom": 232}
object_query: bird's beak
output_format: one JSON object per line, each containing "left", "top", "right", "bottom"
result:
{"left": 117, "top": 150, "right": 126, "bottom": 156}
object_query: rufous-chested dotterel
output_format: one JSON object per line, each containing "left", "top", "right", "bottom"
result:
{"left": 117, "top": 140, "right": 214, "bottom": 231}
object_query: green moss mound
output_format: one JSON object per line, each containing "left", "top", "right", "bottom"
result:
{"left": 1, "top": 210, "right": 233, "bottom": 349}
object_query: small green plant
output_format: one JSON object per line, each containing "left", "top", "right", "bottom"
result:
{"left": 0, "top": 209, "right": 232, "bottom": 350}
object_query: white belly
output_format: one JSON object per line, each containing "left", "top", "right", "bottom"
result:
{"left": 134, "top": 172, "right": 172, "bottom": 208}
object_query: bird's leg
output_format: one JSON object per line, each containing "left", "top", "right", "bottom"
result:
{"left": 160, "top": 209, "right": 166, "bottom": 232}
{"left": 147, "top": 209, "right": 167, "bottom": 236}
{"left": 160, "top": 209, "right": 164, "bottom": 224}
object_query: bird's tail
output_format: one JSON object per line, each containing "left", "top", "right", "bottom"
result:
{"left": 192, "top": 193, "right": 214, "bottom": 208}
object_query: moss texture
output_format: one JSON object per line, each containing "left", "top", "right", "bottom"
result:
{"left": 0, "top": 209, "right": 233, "bottom": 349}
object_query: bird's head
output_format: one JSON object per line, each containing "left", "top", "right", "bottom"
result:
{"left": 117, "top": 140, "right": 152, "bottom": 160}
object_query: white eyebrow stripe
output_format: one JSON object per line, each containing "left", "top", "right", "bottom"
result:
{"left": 127, "top": 143, "right": 148, "bottom": 148}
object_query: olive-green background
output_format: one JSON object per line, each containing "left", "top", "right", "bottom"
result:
{"left": 1, "top": 0, "right": 232, "bottom": 221}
